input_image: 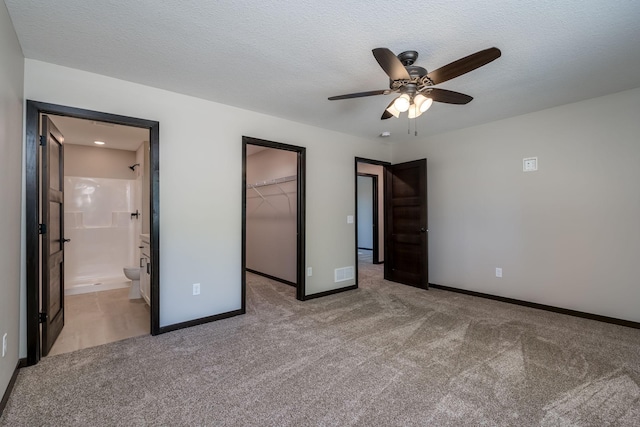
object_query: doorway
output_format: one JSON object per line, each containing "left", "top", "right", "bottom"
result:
{"left": 355, "top": 158, "right": 388, "bottom": 285}
{"left": 242, "top": 136, "right": 306, "bottom": 304}
{"left": 355, "top": 157, "right": 429, "bottom": 289}
{"left": 25, "top": 100, "right": 160, "bottom": 365}
{"left": 46, "top": 114, "right": 150, "bottom": 356}
{"left": 357, "top": 173, "right": 380, "bottom": 263}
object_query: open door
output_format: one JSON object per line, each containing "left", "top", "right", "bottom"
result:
{"left": 41, "top": 115, "right": 67, "bottom": 355}
{"left": 384, "top": 159, "right": 428, "bottom": 289}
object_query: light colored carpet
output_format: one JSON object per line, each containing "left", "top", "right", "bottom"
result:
{"left": 2, "top": 263, "right": 640, "bottom": 426}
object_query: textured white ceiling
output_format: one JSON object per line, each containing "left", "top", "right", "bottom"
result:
{"left": 6, "top": 0, "right": 640, "bottom": 142}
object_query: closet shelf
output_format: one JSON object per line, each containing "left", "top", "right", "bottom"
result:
{"left": 246, "top": 175, "right": 297, "bottom": 215}
{"left": 246, "top": 175, "right": 296, "bottom": 189}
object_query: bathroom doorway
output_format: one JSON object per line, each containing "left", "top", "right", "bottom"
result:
{"left": 25, "top": 101, "right": 160, "bottom": 365}
{"left": 242, "top": 136, "right": 306, "bottom": 304}
{"left": 45, "top": 114, "right": 150, "bottom": 356}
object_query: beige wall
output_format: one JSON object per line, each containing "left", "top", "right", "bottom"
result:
{"left": 23, "top": 59, "right": 392, "bottom": 328}
{"left": 357, "top": 162, "right": 385, "bottom": 262}
{"left": 63, "top": 143, "right": 137, "bottom": 179}
{"left": 0, "top": 0, "right": 24, "bottom": 401}
{"left": 393, "top": 87, "right": 640, "bottom": 323}
{"left": 246, "top": 147, "right": 297, "bottom": 282}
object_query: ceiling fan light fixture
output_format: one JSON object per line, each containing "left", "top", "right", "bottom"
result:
{"left": 414, "top": 94, "right": 433, "bottom": 113}
{"left": 385, "top": 104, "right": 401, "bottom": 118}
{"left": 407, "top": 104, "right": 424, "bottom": 119}
{"left": 393, "top": 94, "right": 411, "bottom": 112}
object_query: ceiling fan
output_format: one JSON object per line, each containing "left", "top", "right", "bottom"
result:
{"left": 328, "top": 47, "right": 501, "bottom": 120}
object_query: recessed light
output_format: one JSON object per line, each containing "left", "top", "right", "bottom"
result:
{"left": 379, "top": 131, "right": 391, "bottom": 137}
{"left": 94, "top": 141, "right": 106, "bottom": 145}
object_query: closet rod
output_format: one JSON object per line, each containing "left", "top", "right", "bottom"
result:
{"left": 246, "top": 174, "right": 297, "bottom": 189}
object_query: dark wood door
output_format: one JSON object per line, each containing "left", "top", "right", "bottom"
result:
{"left": 41, "top": 116, "right": 66, "bottom": 356}
{"left": 384, "top": 159, "right": 428, "bottom": 288}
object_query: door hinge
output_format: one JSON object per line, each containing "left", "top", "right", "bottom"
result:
{"left": 38, "top": 223, "right": 47, "bottom": 234}
{"left": 38, "top": 312, "right": 48, "bottom": 323}
{"left": 39, "top": 135, "right": 46, "bottom": 146}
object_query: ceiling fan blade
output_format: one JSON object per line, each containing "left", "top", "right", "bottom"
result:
{"left": 426, "top": 47, "right": 501, "bottom": 85}
{"left": 328, "top": 89, "right": 390, "bottom": 101}
{"left": 424, "top": 88, "right": 473, "bottom": 104}
{"left": 372, "top": 48, "right": 410, "bottom": 81}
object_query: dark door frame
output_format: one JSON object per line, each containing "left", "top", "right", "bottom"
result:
{"left": 25, "top": 100, "right": 161, "bottom": 365}
{"left": 354, "top": 157, "right": 390, "bottom": 287}
{"left": 242, "top": 136, "right": 306, "bottom": 302}
{"left": 356, "top": 173, "right": 378, "bottom": 255}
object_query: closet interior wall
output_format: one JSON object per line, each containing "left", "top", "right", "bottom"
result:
{"left": 246, "top": 147, "right": 298, "bottom": 284}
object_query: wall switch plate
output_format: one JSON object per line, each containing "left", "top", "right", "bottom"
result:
{"left": 192, "top": 283, "right": 201, "bottom": 295}
{"left": 2, "top": 333, "right": 7, "bottom": 357}
{"left": 347, "top": 215, "right": 354, "bottom": 224}
{"left": 307, "top": 267, "right": 312, "bottom": 276}
{"left": 495, "top": 268, "right": 503, "bottom": 278}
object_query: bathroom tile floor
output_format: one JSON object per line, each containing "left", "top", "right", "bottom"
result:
{"left": 48, "top": 287, "right": 149, "bottom": 357}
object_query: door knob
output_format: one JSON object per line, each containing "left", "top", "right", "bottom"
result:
{"left": 420, "top": 228, "right": 426, "bottom": 233}
{"left": 62, "top": 238, "right": 71, "bottom": 243}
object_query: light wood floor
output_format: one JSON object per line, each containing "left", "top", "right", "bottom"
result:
{"left": 48, "top": 287, "right": 149, "bottom": 357}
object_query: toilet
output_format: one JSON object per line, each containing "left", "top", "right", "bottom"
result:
{"left": 123, "top": 267, "right": 142, "bottom": 299}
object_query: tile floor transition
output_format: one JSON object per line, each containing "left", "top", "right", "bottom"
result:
{"left": 48, "top": 287, "right": 150, "bottom": 356}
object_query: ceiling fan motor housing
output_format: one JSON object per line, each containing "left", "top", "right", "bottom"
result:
{"left": 406, "top": 65, "right": 428, "bottom": 79}
{"left": 389, "top": 67, "right": 431, "bottom": 93}
{"left": 397, "top": 50, "right": 419, "bottom": 66}
{"left": 389, "top": 50, "right": 430, "bottom": 92}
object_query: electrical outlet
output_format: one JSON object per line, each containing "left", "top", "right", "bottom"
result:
{"left": 2, "top": 333, "right": 7, "bottom": 358}
{"left": 192, "top": 283, "right": 201, "bottom": 295}
{"left": 347, "top": 215, "right": 354, "bottom": 224}
{"left": 307, "top": 267, "right": 312, "bottom": 276}
{"left": 495, "top": 268, "right": 503, "bottom": 278}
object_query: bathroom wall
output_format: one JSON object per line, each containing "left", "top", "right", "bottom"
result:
{"left": 63, "top": 143, "right": 139, "bottom": 293}
{"left": 137, "top": 141, "right": 150, "bottom": 235}
{"left": 64, "top": 144, "right": 137, "bottom": 179}
{"left": 246, "top": 147, "right": 298, "bottom": 283}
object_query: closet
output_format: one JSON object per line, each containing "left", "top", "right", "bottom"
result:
{"left": 245, "top": 146, "right": 298, "bottom": 285}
